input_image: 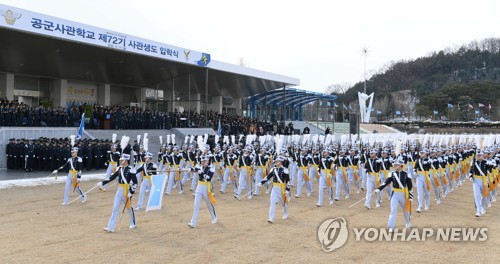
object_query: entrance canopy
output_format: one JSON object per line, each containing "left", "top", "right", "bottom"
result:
{"left": 0, "top": 4, "right": 299, "bottom": 100}
{"left": 245, "top": 88, "right": 337, "bottom": 121}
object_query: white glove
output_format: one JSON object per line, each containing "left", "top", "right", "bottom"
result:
{"left": 127, "top": 192, "right": 132, "bottom": 198}
{"left": 375, "top": 189, "right": 380, "bottom": 193}
{"left": 257, "top": 182, "right": 263, "bottom": 187}
{"left": 96, "top": 182, "right": 103, "bottom": 188}
{"left": 469, "top": 177, "right": 474, "bottom": 182}
{"left": 204, "top": 175, "right": 210, "bottom": 180}
{"left": 52, "top": 170, "right": 58, "bottom": 174}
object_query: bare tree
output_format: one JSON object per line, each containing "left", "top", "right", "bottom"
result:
{"left": 325, "top": 82, "right": 352, "bottom": 95}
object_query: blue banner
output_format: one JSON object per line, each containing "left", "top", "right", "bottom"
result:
{"left": 146, "top": 174, "right": 168, "bottom": 211}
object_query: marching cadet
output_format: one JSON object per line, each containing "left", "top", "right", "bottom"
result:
{"left": 220, "top": 147, "right": 238, "bottom": 194}
{"left": 212, "top": 146, "right": 224, "bottom": 181}
{"left": 295, "top": 147, "right": 312, "bottom": 198}
{"left": 407, "top": 145, "right": 418, "bottom": 179}
{"left": 469, "top": 150, "right": 489, "bottom": 217}
{"left": 234, "top": 148, "right": 253, "bottom": 200}
{"left": 253, "top": 148, "right": 269, "bottom": 196}
{"left": 97, "top": 154, "right": 138, "bottom": 232}
{"left": 364, "top": 149, "right": 382, "bottom": 209}
{"left": 347, "top": 148, "right": 361, "bottom": 193}
{"left": 317, "top": 149, "right": 334, "bottom": 207}
{"left": 53, "top": 147, "right": 87, "bottom": 205}
{"left": 103, "top": 144, "right": 121, "bottom": 191}
{"left": 309, "top": 146, "right": 321, "bottom": 193}
{"left": 428, "top": 149, "right": 442, "bottom": 205}
{"left": 188, "top": 156, "right": 217, "bottom": 228}
{"left": 257, "top": 156, "right": 290, "bottom": 223}
{"left": 166, "top": 146, "right": 184, "bottom": 195}
{"left": 134, "top": 152, "right": 157, "bottom": 211}
{"left": 379, "top": 150, "right": 392, "bottom": 200}
{"left": 334, "top": 148, "right": 350, "bottom": 201}
{"left": 415, "top": 149, "right": 431, "bottom": 212}
{"left": 183, "top": 145, "right": 196, "bottom": 189}
{"left": 375, "top": 157, "right": 413, "bottom": 232}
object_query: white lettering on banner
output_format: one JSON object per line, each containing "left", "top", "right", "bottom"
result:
{"left": 0, "top": 4, "right": 210, "bottom": 67}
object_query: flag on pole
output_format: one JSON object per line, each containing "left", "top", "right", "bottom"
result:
{"left": 395, "top": 111, "right": 401, "bottom": 115}
{"left": 433, "top": 111, "right": 438, "bottom": 115}
{"left": 376, "top": 110, "right": 382, "bottom": 115}
{"left": 334, "top": 102, "right": 339, "bottom": 108}
{"left": 468, "top": 103, "right": 473, "bottom": 109}
{"left": 327, "top": 101, "right": 331, "bottom": 107}
{"left": 342, "top": 103, "right": 347, "bottom": 110}
{"left": 217, "top": 119, "right": 222, "bottom": 136}
{"left": 475, "top": 110, "right": 480, "bottom": 115}
{"left": 488, "top": 104, "right": 492, "bottom": 110}
{"left": 447, "top": 103, "right": 454, "bottom": 109}
{"left": 478, "top": 103, "right": 485, "bottom": 108}
{"left": 76, "top": 113, "right": 85, "bottom": 140}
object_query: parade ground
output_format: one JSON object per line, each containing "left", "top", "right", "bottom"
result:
{"left": 0, "top": 176, "right": 498, "bottom": 263}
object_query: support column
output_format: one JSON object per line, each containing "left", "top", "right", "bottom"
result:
{"left": 192, "top": 93, "right": 201, "bottom": 114}
{"left": 211, "top": 95, "right": 223, "bottom": 113}
{"left": 97, "top": 84, "right": 111, "bottom": 106}
{"left": 233, "top": 97, "right": 243, "bottom": 116}
{"left": 50, "top": 79, "right": 67, "bottom": 107}
{"left": 0, "top": 73, "right": 15, "bottom": 100}
{"left": 165, "top": 90, "right": 175, "bottom": 112}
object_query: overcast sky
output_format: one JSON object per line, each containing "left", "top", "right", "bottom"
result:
{"left": 2, "top": 0, "right": 499, "bottom": 93}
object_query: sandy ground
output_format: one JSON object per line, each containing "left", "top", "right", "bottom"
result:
{"left": 0, "top": 176, "right": 498, "bottom": 264}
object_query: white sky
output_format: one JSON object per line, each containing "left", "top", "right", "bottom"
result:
{"left": 2, "top": 0, "right": 499, "bottom": 93}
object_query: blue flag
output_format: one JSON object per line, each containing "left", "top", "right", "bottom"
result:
{"left": 327, "top": 102, "right": 331, "bottom": 107}
{"left": 433, "top": 111, "right": 438, "bottom": 115}
{"left": 76, "top": 113, "right": 85, "bottom": 140}
{"left": 342, "top": 103, "right": 347, "bottom": 110}
{"left": 395, "top": 111, "right": 401, "bottom": 115}
{"left": 334, "top": 102, "right": 339, "bottom": 108}
{"left": 319, "top": 101, "right": 323, "bottom": 106}
{"left": 475, "top": 110, "right": 480, "bottom": 115}
{"left": 376, "top": 110, "right": 382, "bottom": 115}
{"left": 447, "top": 103, "right": 454, "bottom": 109}
{"left": 217, "top": 119, "right": 222, "bottom": 136}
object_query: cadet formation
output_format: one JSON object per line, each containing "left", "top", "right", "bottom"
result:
{"left": 8, "top": 132, "right": 499, "bottom": 232}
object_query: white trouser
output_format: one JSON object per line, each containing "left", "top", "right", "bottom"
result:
{"left": 220, "top": 167, "right": 236, "bottom": 193}
{"left": 379, "top": 171, "right": 391, "bottom": 199}
{"left": 415, "top": 173, "right": 430, "bottom": 209}
{"left": 190, "top": 182, "right": 217, "bottom": 227}
{"left": 254, "top": 167, "right": 264, "bottom": 195}
{"left": 296, "top": 167, "right": 311, "bottom": 196}
{"left": 236, "top": 168, "right": 251, "bottom": 198}
{"left": 269, "top": 185, "right": 288, "bottom": 221}
{"left": 388, "top": 191, "right": 410, "bottom": 229}
{"left": 137, "top": 177, "right": 151, "bottom": 209}
{"left": 64, "top": 173, "right": 84, "bottom": 204}
{"left": 335, "top": 168, "right": 350, "bottom": 199}
{"left": 348, "top": 166, "right": 360, "bottom": 189}
{"left": 472, "top": 178, "right": 487, "bottom": 215}
{"left": 289, "top": 162, "right": 297, "bottom": 186}
{"left": 106, "top": 186, "right": 135, "bottom": 232}
{"left": 429, "top": 171, "right": 441, "bottom": 201}
{"left": 318, "top": 171, "right": 333, "bottom": 206}
{"left": 364, "top": 173, "right": 380, "bottom": 208}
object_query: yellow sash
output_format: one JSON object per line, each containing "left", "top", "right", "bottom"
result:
{"left": 173, "top": 165, "right": 180, "bottom": 180}
{"left": 300, "top": 166, "right": 310, "bottom": 181}
{"left": 430, "top": 169, "right": 440, "bottom": 187}
{"left": 259, "top": 166, "right": 267, "bottom": 175}
{"left": 474, "top": 175, "right": 489, "bottom": 198}
{"left": 393, "top": 188, "right": 411, "bottom": 213}
{"left": 70, "top": 170, "right": 78, "bottom": 189}
{"left": 119, "top": 183, "right": 131, "bottom": 209}
{"left": 424, "top": 171, "right": 431, "bottom": 191}
{"left": 439, "top": 168, "right": 448, "bottom": 185}
{"left": 110, "top": 161, "right": 117, "bottom": 173}
{"left": 324, "top": 169, "right": 332, "bottom": 187}
{"left": 340, "top": 166, "right": 348, "bottom": 183}
{"left": 350, "top": 165, "right": 359, "bottom": 180}
{"left": 198, "top": 181, "right": 216, "bottom": 204}
{"left": 273, "top": 182, "right": 288, "bottom": 204}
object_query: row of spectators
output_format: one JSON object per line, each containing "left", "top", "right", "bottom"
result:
{"left": 0, "top": 99, "right": 309, "bottom": 135}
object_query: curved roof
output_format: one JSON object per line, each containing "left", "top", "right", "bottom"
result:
{"left": 246, "top": 87, "right": 337, "bottom": 107}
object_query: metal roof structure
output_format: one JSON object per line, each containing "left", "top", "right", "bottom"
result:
{"left": 245, "top": 87, "right": 337, "bottom": 121}
{"left": 0, "top": 4, "right": 299, "bottom": 99}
